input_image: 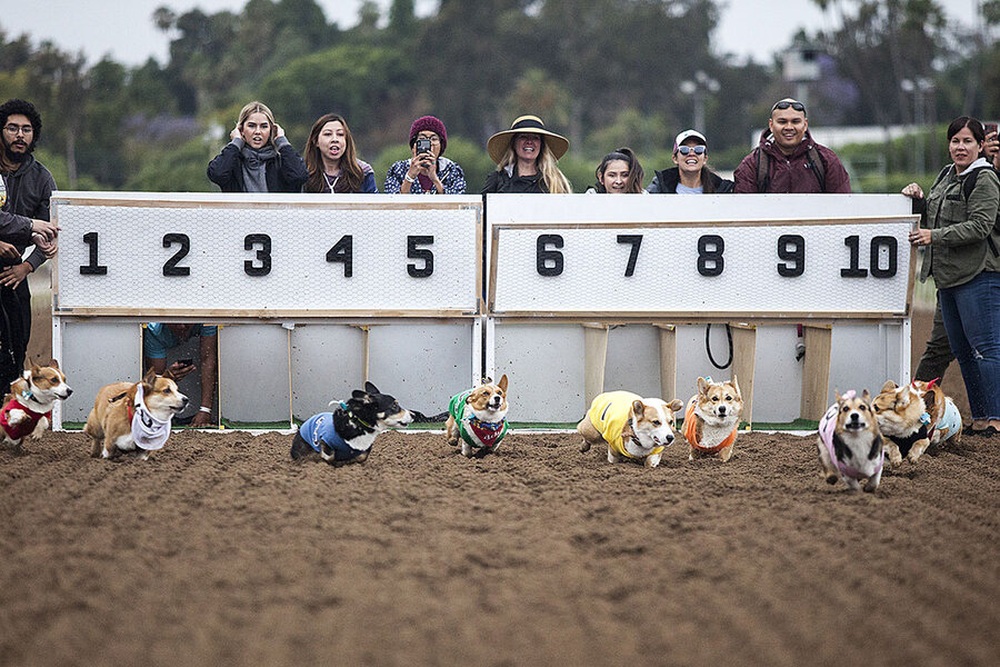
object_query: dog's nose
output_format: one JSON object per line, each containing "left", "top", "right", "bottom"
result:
{"left": 718, "top": 406, "right": 727, "bottom": 416}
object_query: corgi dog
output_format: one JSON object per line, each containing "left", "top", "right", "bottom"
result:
{"left": 578, "top": 391, "right": 684, "bottom": 468}
{"left": 446, "top": 375, "right": 509, "bottom": 458}
{"left": 816, "top": 389, "right": 884, "bottom": 492}
{"left": 83, "top": 368, "right": 189, "bottom": 461}
{"left": 911, "top": 378, "right": 963, "bottom": 451}
{"left": 871, "top": 380, "right": 944, "bottom": 466}
{"left": 684, "top": 376, "right": 743, "bottom": 462}
{"left": 0, "top": 360, "right": 72, "bottom": 451}
{"left": 291, "top": 382, "right": 412, "bottom": 465}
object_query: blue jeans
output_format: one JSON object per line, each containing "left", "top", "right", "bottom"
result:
{"left": 939, "top": 271, "right": 1000, "bottom": 421}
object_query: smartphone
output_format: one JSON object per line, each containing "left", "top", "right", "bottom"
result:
{"left": 176, "top": 358, "right": 194, "bottom": 367}
{"left": 986, "top": 122, "right": 998, "bottom": 137}
{"left": 415, "top": 137, "right": 432, "bottom": 154}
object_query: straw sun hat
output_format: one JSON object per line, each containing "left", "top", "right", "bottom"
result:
{"left": 486, "top": 115, "right": 570, "bottom": 164}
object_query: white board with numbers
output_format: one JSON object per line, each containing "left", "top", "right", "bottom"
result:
{"left": 486, "top": 194, "right": 917, "bottom": 319}
{"left": 51, "top": 193, "right": 483, "bottom": 317}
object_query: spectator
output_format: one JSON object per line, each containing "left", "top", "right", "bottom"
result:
{"left": 648, "top": 130, "right": 733, "bottom": 194}
{"left": 143, "top": 324, "right": 218, "bottom": 428}
{"left": 302, "top": 113, "right": 377, "bottom": 193}
{"left": 207, "top": 101, "right": 308, "bottom": 193}
{"left": 586, "top": 147, "right": 645, "bottom": 194}
{"left": 0, "top": 99, "right": 58, "bottom": 387}
{"left": 384, "top": 115, "right": 466, "bottom": 194}
{"left": 733, "top": 98, "right": 850, "bottom": 193}
{"left": 482, "top": 115, "right": 572, "bottom": 194}
{"left": 902, "top": 116, "right": 1000, "bottom": 436}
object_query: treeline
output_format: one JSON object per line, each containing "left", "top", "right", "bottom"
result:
{"left": 1, "top": 0, "right": 999, "bottom": 193}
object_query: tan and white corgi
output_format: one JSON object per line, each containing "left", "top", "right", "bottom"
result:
{"left": 871, "top": 380, "right": 945, "bottom": 466}
{"left": 578, "top": 391, "right": 684, "bottom": 468}
{"left": 911, "top": 378, "right": 963, "bottom": 451}
{"left": 83, "top": 368, "right": 188, "bottom": 461}
{"left": 446, "top": 375, "right": 509, "bottom": 458}
{"left": 0, "top": 360, "right": 72, "bottom": 451}
{"left": 683, "top": 375, "right": 743, "bottom": 462}
{"left": 816, "top": 389, "right": 884, "bottom": 492}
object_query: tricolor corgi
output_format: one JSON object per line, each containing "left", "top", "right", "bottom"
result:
{"left": 872, "top": 379, "right": 961, "bottom": 465}
{"left": 816, "top": 389, "right": 884, "bottom": 492}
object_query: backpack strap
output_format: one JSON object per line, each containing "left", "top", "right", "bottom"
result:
{"left": 754, "top": 143, "right": 828, "bottom": 192}
{"left": 754, "top": 147, "right": 769, "bottom": 193}
{"left": 959, "top": 165, "right": 1000, "bottom": 257}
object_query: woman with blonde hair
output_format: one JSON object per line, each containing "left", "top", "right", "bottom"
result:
{"left": 302, "top": 112, "right": 377, "bottom": 193}
{"left": 482, "top": 115, "right": 572, "bottom": 194}
{"left": 207, "top": 100, "right": 307, "bottom": 192}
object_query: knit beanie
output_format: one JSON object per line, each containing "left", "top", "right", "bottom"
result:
{"left": 409, "top": 115, "right": 447, "bottom": 154}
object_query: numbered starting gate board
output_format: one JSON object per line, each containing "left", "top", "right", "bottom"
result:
{"left": 53, "top": 192, "right": 483, "bottom": 318}
{"left": 487, "top": 194, "right": 916, "bottom": 319}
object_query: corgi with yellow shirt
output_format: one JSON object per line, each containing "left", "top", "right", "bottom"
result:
{"left": 578, "top": 391, "right": 684, "bottom": 468}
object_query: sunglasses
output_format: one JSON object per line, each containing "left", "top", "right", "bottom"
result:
{"left": 772, "top": 100, "right": 806, "bottom": 113}
{"left": 676, "top": 145, "right": 706, "bottom": 156}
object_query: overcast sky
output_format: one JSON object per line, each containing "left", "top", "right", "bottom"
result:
{"left": 0, "top": 0, "right": 984, "bottom": 67}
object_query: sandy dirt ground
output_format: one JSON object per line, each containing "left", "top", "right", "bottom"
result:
{"left": 3, "top": 302, "right": 999, "bottom": 666}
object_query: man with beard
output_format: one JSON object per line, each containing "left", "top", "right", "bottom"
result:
{"left": 0, "top": 99, "right": 58, "bottom": 387}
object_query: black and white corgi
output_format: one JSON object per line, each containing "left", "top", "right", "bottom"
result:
{"left": 291, "top": 382, "right": 412, "bottom": 465}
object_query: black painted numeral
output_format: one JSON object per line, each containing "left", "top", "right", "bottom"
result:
{"left": 617, "top": 234, "right": 642, "bottom": 277}
{"left": 777, "top": 234, "right": 805, "bottom": 277}
{"left": 326, "top": 235, "right": 353, "bottom": 277}
{"left": 536, "top": 234, "right": 564, "bottom": 277}
{"left": 244, "top": 234, "right": 271, "bottom": 277}
{"left": 842, "top": 235, "right": 897, "bottom": 278}
{"left": 80, "top": 231, "right": 108, "bottom": 275}
{"left": 870, "top": 235, "right": 897, "bottom": 278}
{"left": 407, "top": 235, "right": 434, "bottom": 278}
{"left": 697, "top": 234, "right": 724, "bottom": 277}
{"left": 162, "top": 233, "right": 190, "bottom": 277}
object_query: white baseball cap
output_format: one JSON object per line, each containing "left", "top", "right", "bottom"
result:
{"left": 673, "top": 129, "right": 707, "bottom": 151}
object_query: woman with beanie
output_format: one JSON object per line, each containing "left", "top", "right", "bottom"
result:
{"left": 384, "top": 115, "right": 466, "bottom": 194}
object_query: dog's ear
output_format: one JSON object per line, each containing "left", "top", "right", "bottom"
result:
{"left": 730, "top": 374, "right": 741, "bottom": 397}
{"left": 880, "top": 379, "right": 897, "bottom": 393}
{"left": 668, "top": 398, "right": 684, "bottom": 413}
{"left": 861, "top": 389, "right": 871, "bottom": 402}
{"left": 630, "top": 399, "right": 645, "bottom": 418}
{"left": 697, "top": 376, "right": 710, "bottom": 395}
{"left": 352, "top": 388, "right": 372, "bottom": 402}
{"left": 364, "top": 381, "right": 379, "bottom": 395}
{"left": 143, "top": 367, "right": 158, "bottom": 385}
{"left": 48, "top": 359, "right": 60, "bottom": 370}
{"left": 497, "top": 374, "right": 508, "bottom": 393}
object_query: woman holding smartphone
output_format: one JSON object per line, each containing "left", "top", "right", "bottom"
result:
{"left": 384, "top": 116, "right": 466, "bottom": 194}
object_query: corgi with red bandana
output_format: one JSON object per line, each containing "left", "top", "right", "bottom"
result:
{"left": 684, "top": 375, "right": 743, "bottom": 462}
{"left": 446, "top": 375, "right": 509, "bottom": 458}
{"left": 0, "top": 360, "right": 72, "bottom": 451}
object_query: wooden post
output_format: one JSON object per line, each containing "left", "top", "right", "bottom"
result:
{"left": 800, "top": 324, "right": 833, "bottom": 421}
{"left": 654, "top": 324, "right": 677, "bottom": 401}
{"left": 730, "top": 323, "right": 757, "bottom": 427}
{"left": 583, "top": 323, "right": 609, "bottom": 407}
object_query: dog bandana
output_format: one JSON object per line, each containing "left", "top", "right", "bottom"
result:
{"left": 683, "top": 402, "right": 737, "bottom": 453}
{"left": 130, "top": 383, "right": 173, "bottom": 451}
{"left": 448, "top": 390, "right": 508, "bottom": 451}
{"left": 0, "top": 398, "right": 50, "bottom": 441}
{"left": 298, "top": 412, "right": 370, "bottom": 462}
{"left": 587, "top": 391, "right": 663, "bottom": 460}
{"left": 817, "top": 391, "right": 883, "bottom": 480}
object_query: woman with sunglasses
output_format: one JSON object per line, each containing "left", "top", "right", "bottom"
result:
{"left": 647, "top": 130, "right": 733, "bottom": 194}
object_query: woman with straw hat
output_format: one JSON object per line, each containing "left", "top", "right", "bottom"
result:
{"left": 482, "top": 115, "right": 572, "bottom": 193}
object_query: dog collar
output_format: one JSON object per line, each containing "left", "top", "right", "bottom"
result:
{"left": 338, "top": 401, "right": 375, "bottom": 430}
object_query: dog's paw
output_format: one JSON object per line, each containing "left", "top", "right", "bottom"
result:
{"left": 825, "top": 473, "right": 839, "bottom": 485}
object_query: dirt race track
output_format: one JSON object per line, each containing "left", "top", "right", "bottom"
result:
{"left": 2, "top": 422, "right": 999, "bottom": 667}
